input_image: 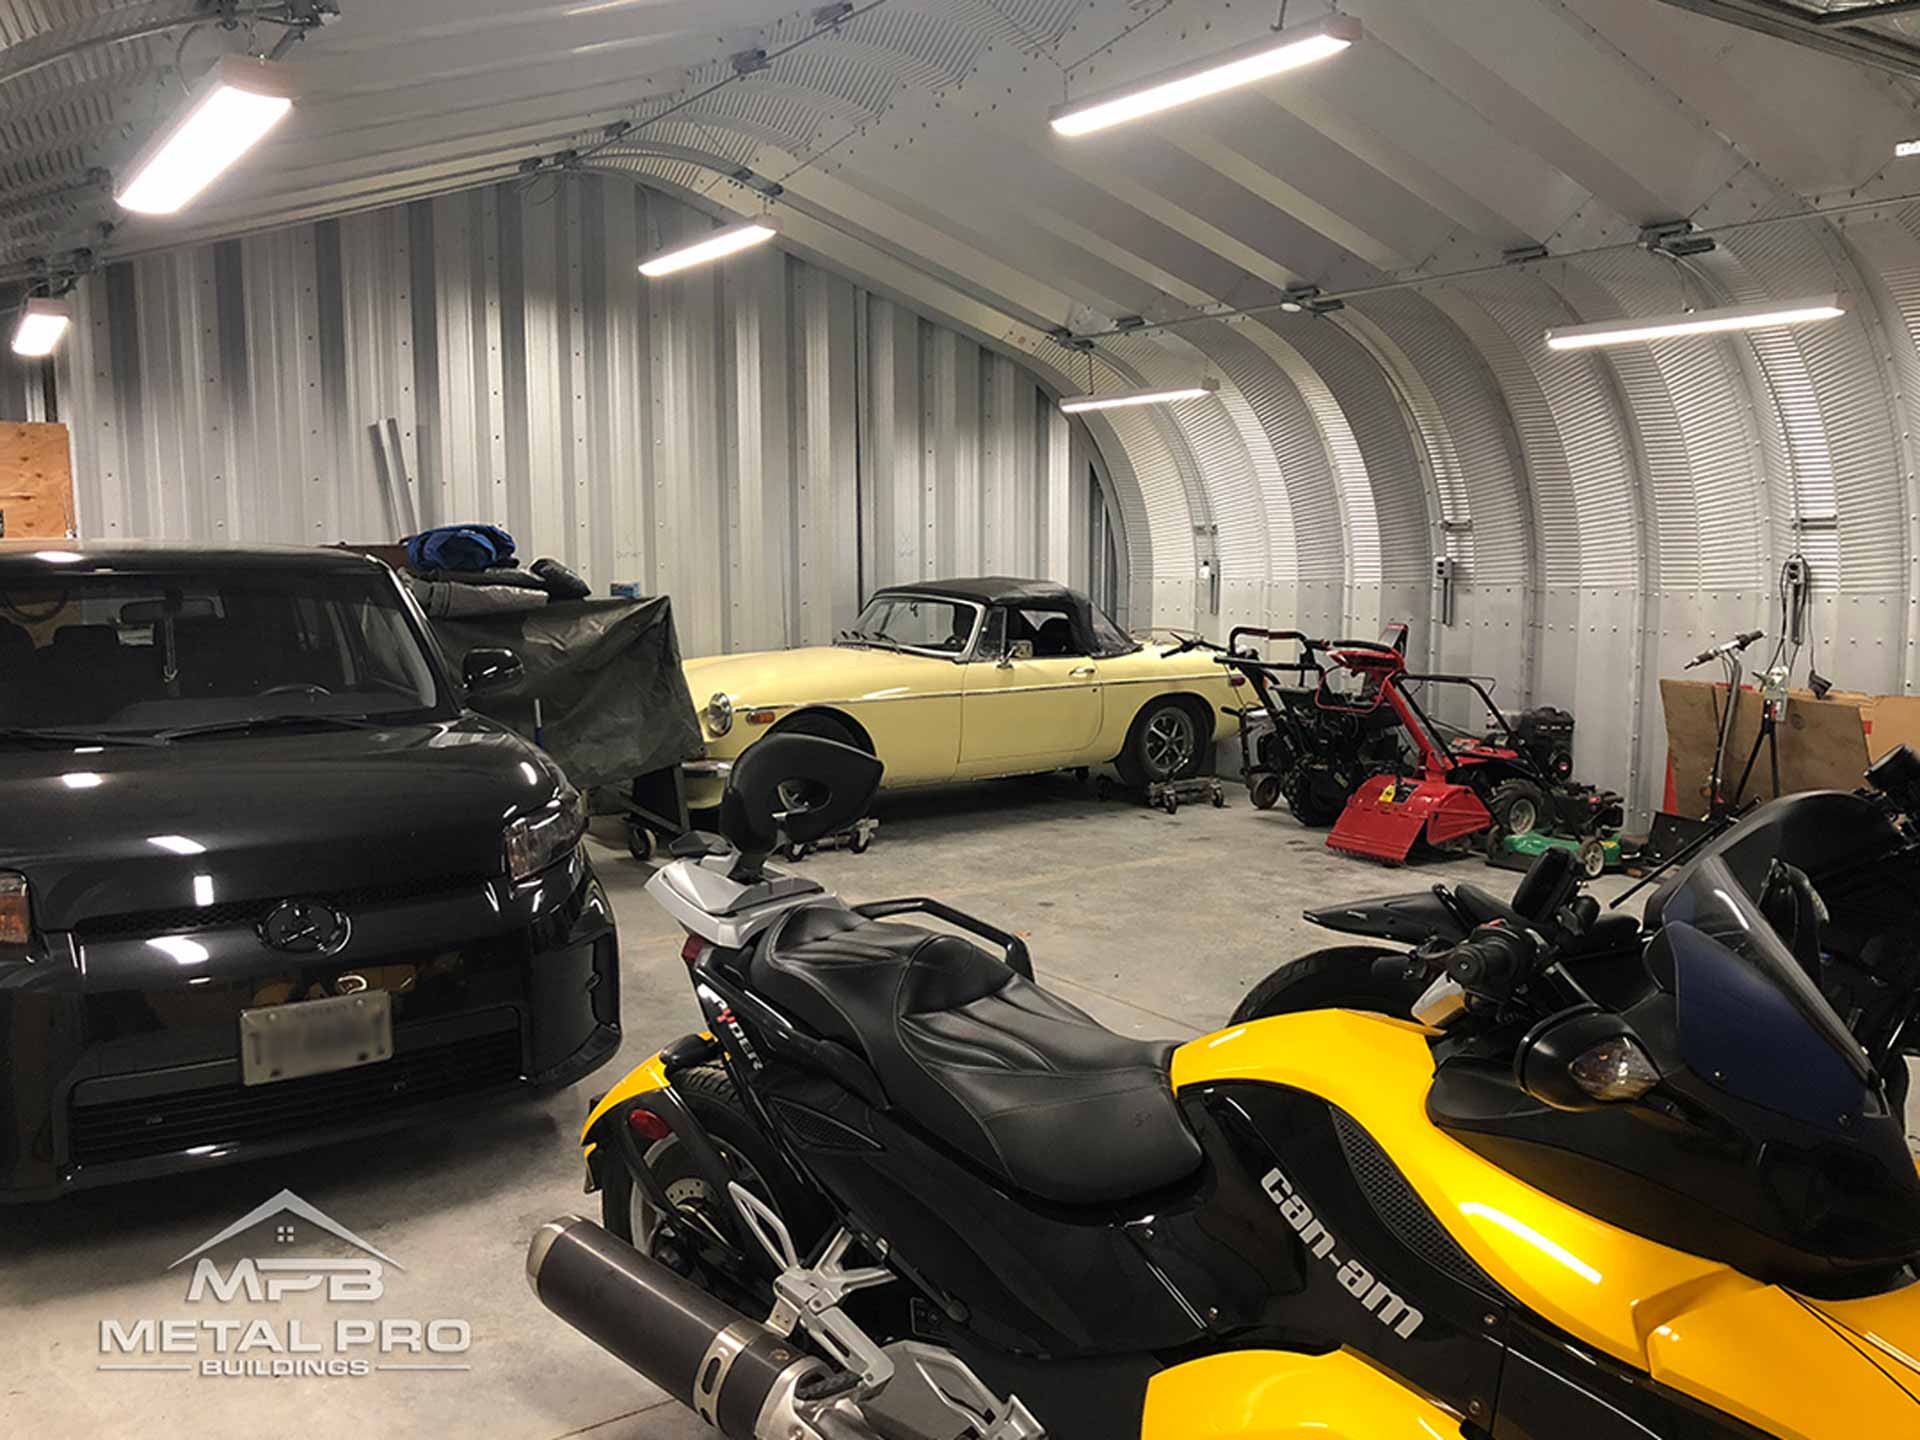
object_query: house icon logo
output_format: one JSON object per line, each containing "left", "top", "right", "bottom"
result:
{"left": 168, "top": 1188, "right": 402, "bottom": 1277}
{"left": 99, "top": 1189, "right": 469, "bottom": 1381}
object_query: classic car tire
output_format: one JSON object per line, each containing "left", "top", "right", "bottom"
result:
{"left": 1121, "top": 697, "right": 1206, "bottom": 787}
{"left": 770, "top": 709, "right": 865, "bottom": 751}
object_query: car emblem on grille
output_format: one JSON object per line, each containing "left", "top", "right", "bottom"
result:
{"left": 259, "top": 899, "right": 351, "bottom": 956}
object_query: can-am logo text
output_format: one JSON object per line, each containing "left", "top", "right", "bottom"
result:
{"left": 98, "top": 1188, "right": 472, "bottom": 1380}
{"left": 1262, "top": 1166, "right": 1424, "bottom": 1340}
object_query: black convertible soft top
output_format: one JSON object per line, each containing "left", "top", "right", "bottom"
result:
{"left": 875, "top": 576, "right": 1135, "bottom": 658}
{"left": 880, "top": 576, "right": 1076, "bottom": 607}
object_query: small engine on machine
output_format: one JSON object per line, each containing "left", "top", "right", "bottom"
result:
{"left": 1503, "top": 706, "right": 1577, "bottom": 783}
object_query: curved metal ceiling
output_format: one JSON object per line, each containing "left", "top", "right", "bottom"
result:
{"left": 8, "top": 0, "right": 1920, "bottom": 815}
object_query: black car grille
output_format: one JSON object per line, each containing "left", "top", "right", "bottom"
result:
{"left": 68, "top": 1026, "right": 522, "bottom": 1167}
{"left": 72, "top": 876, "right": 488, "bottom": 940}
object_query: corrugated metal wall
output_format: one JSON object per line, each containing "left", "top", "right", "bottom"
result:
{"left": 51, "top": 174, "right": 1090, "bottom": 659}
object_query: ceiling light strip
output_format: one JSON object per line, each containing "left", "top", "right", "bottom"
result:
{"left": 639, "top": 218, "right": 781, "bottom": 278}
{"left": 10, "top": 297, "right": 71, "bottom": 357}
{"left": 116, "top": 55, "right": 295, "bottom": 216}
{"left": 1544, "top": 295, "right": 1846, "bottom": 350}
{"left": 1049, "top": 15, "right": 1362, "bottom": 137}
{"left": 1059, "top": 381, "right": 1219, "bottom": 413}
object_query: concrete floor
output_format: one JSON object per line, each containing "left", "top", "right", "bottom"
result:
{"left": 0, "top": 778, "right": 1692, "bottom": 1439}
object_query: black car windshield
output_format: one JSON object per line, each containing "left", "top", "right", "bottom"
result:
{"left": 839, "top": 594, "right": 980, "bottom": 656}
{"left": 0, "top": 568, "right": 446, "bottom": 735}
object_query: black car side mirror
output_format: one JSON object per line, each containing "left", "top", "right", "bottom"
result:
{"left": 463, "top": 647, "right": 524, "bottom": 695}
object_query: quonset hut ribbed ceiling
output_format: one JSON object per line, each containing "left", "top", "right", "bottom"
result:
{"left": 9, "top": 0, "right": 1920, "bottom": 819}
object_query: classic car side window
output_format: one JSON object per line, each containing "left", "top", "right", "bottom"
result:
{"left": 1088, "top": 603, "right": 1137, "bottom": 658}
{"left": 1005, "top": 606, "right": 1084, "bottom": 659}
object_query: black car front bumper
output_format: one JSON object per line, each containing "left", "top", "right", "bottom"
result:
{"left": 0, "top": 847, "right": 619, "bottom": 1200}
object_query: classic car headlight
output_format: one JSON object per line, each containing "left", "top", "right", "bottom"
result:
{"left": 0, "top": 872, "right": 29, "bottom": 950}
{"left": 505, "top": 790, "right": 588, "bottom": 882}
{"left": 706, "top": 692, "right": 734, "bottom": 738}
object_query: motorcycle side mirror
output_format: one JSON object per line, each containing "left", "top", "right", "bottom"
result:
{"left": 1516, "top": 1005, "right": 1661, "bottom": 1111}
{"left": 463, "top": 646, "right": 524, "bottom": 695}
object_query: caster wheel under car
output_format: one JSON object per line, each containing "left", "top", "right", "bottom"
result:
{"left": 1211, "top": 787, "right": 1225, "bottom": 809}
{"left": 1162, "top": 793, "right": 1179, "bottom": 815}
{"left": 850, "top": 832, "right": 871, "bottom": 855}
{"left": 625, "top": 821, "right": 654, "bottom": 862}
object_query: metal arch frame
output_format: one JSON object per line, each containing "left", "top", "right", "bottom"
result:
{"left": 1833, "top": 210, "right": 1920, "bottom": 695}
{"left": 1284, "top": 311, "right": 1443, "bottom": 667}
{"left": 1192, "top": 321, "right": 1350, "bottom": 642}
{"left": 1327, "top": 306, "right": 1459, "bottom": 673}
{"left": 1520, "top": 262, "right": 1663, "bottom": 828}
{"left": 1094, "top": 328, "right": 1265, "bottom": 628}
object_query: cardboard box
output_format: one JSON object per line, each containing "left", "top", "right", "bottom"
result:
{"left": 1660, "top": 678, "right": 1872, "bottom": 813}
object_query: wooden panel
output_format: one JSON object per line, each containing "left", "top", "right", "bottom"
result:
{"left": 0, "top": 421, "right": 74, "bottom": 539}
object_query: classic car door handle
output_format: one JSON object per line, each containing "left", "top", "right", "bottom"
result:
{"left": 1070, "top": 665, "right": 1097, "bottom": 678}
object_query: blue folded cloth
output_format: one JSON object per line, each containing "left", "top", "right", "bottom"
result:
{"left": 405, "top": 525, "right": 516, "bottom": 573}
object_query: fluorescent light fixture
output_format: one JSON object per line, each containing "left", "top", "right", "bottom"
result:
{"left": 639, "top": 218, "right": 780, "bottom": 278}
{"left": 1050, "top": 14, "right": 1361, "bottom": 137}
{"left": 1059, "top": 380, "right": 1220, "bottom": 413}
{"left": 148, "top": 834, "right": 207, "bottom": 856}
{"left": 11, "top": 298, "right": 70, "bottom": 357}
{"left": 1544, "top": 295, "right": 1846, "bottom": 351}
{"left": 116, "top": 55, "right": 294, "bottom": 215}
{"left": 1899, "top": 139, "right": 1920, "bottom": 158}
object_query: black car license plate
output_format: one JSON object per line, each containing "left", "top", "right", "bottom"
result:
{"left": 239, "top": 991, "right": 394, "bottom": 1087}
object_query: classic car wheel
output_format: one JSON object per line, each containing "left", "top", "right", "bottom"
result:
{"left": 1125, "top": 698, "right": 1203, "bottom": 786}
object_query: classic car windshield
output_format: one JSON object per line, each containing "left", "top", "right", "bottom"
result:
{"left": 0, "top": 568, "right": 447, "bottom": 735}
{"left": 841, "top": 594, "right": 980, "bottom": 656}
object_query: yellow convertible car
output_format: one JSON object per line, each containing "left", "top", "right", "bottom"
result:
{"left": 680, "top": 577, "right": 1240, "bottom": 809}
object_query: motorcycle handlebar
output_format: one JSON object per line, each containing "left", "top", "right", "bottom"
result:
{"left": 1441, "top": 923, "right": 1539, "bottom": 1000}
{"left": 1684, "top": 629, "right": 1763, "bottom": 669}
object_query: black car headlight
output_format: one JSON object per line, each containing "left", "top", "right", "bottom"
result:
{"left": 505, "top": 791, "right": 588, "bottom": 882}
{"left": 706, "top": 692, "right": 734, "bottom": 738}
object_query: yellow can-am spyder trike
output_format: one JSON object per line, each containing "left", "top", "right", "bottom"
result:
{"left": 529, "top": 733, "right": 1920, "bottom": 1440}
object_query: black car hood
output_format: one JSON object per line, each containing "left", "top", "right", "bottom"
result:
{"left": 2, "top": 717, "right": 568, "bottom": 930}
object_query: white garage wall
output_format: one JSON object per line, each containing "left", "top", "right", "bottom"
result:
{"left": 50, "top": 174, "right": 1095, "bottom": 658}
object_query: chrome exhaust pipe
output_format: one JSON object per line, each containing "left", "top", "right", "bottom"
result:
{"left": 528, "top": 1215, "right": 840, "bottom": 1439}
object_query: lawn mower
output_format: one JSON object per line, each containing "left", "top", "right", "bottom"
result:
{"left": 1218, "top": 626, "right": 1623, "bottom": 865}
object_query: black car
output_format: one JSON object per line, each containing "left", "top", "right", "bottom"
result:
{"left": 0, "top": 542, "right": 619, "bottom": 1199}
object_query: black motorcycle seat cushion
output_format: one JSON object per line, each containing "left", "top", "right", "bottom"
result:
{"left": 752, "top": 904, "right": 1202, "bottom": 1206}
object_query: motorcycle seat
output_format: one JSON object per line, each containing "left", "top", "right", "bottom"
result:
{"left": 751, "top": 904, "right": 1203, "bottom": 1206}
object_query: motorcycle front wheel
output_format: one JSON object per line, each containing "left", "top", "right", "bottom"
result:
{"left": 1230, "top": 946, "right": 1429, "bottom": 1026}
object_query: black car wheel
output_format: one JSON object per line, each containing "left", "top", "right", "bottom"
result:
{"left": 1122, "top": 698, "right": 1203, "bottom": 786}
